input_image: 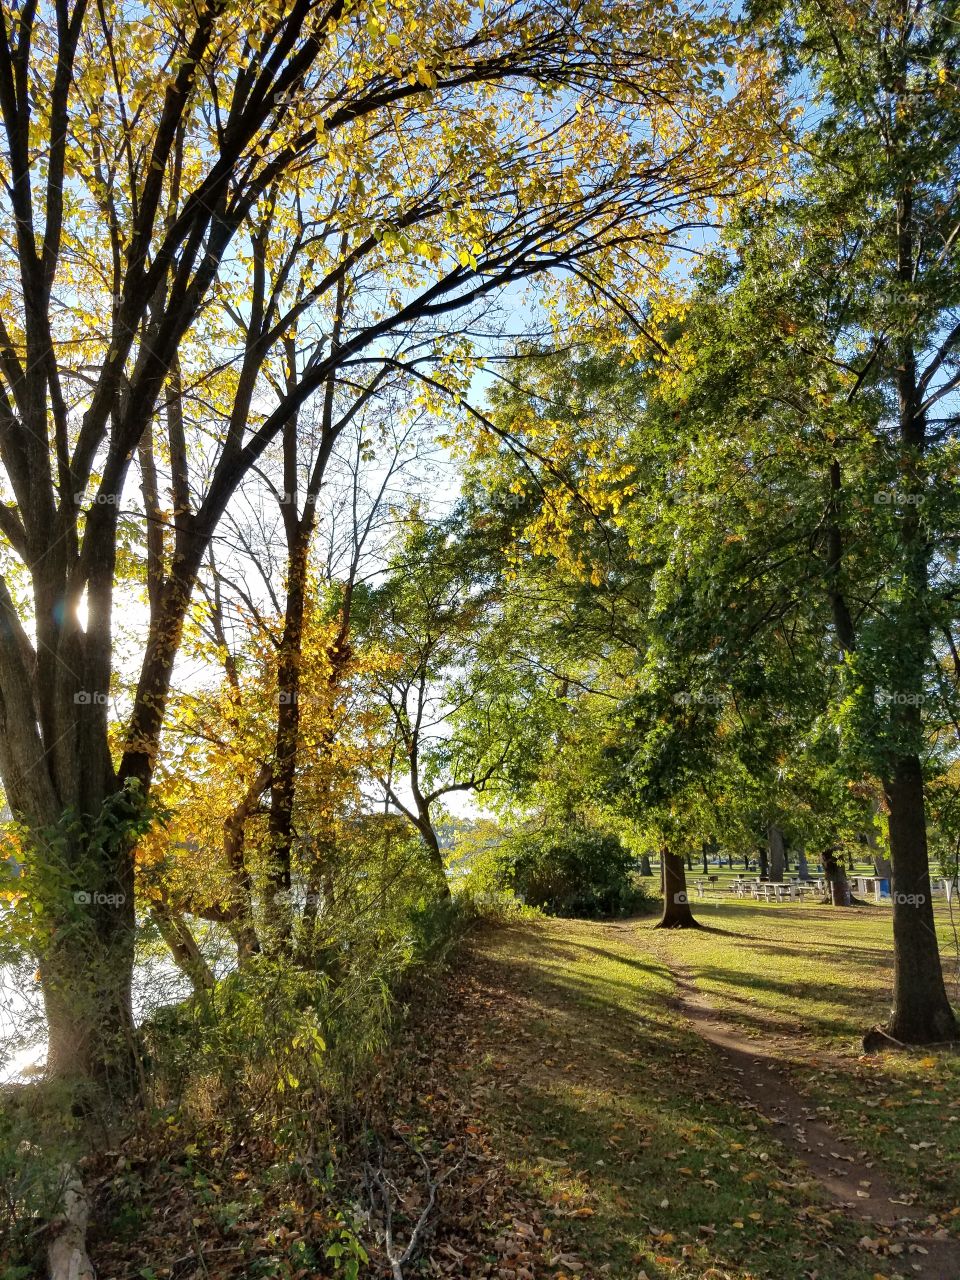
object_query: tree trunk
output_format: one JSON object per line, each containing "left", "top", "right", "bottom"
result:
{"left": 222, "top": 765, "right": 269, "bottom": 963}
{"left": 884, "top": 758, "right": 957, "bottom": 1042}
{"left": 773, "top": 824, "right": 783, "bottom": 885}
{"left": 873, "top": 851, "right": 893, "bottom": 879}
{"left": 151, "top": 905, "right": 215, "bottom": 993}
{"left": 702, "top": 842, "right": 709, "bottom": 876}
{"left": 873, "top": 193, "right": 957, "bottom": 1044}
{"left": 41, "top": 846, "right": 139, "bottom": 1093}
{"left": 822, "top": 846, "right": 852, "bottom": 906}
{"left": 267, "top": 531, "right": 310, "bottom": 947}
{"left": 758, "top": 845, "right": 768, "bottom": 879}
{"left": 656, "top": 847, "right": 700, "bottom": 928}
{"left": 416, "top": 810, "right": 451, "bottom": 900}
{"left": 797, "top": 846, "right": 811, "bottom": 881}
{"left": 639, "top": 853, "right": 652, "bottom": 877}
{"left": 865, "top": 812, "right": 893, "bottom": 880}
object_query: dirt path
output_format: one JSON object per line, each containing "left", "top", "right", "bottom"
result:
{"left": 657, "top": 943, "right": 960, "bottom": 1280}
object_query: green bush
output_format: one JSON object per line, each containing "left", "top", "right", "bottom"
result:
{"left": 497, "top": 822, "right": 656, "bottom": 918}
{"left": 142, "top": 822, "right": 463, "bottom": 1134}
{"left": 0, "top": 1087, "right": 84, "bottom": 1276}
{"left": 447, "top": 828, "right": 539, "bottom": 922}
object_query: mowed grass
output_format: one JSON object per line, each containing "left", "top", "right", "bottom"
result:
{"left": 464, "top": 919, "right": 901, "bottom": 1280}
{"left": 643, "top": 897, "right": 960, "bottom": 1215}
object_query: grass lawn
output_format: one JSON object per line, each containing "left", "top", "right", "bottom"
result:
{"left": 455, "top": 918, "right": 935, "bottom": 1280}
{"left": 644, "top": 897, "right": 960, "bottom": 1216}
{"left": 77, "top": 907, "right": 960, "bottom": 1279}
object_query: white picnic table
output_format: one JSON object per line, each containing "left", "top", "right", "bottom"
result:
{"left": 852, "top": 875, "right": 894, "bottom": 902}
{"left": 726, "top": 879, "right": 812, "bottom": 902}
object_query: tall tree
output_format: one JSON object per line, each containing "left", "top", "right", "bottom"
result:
{"left": 0, "top": 0, "right": 770, "bottom": 1087}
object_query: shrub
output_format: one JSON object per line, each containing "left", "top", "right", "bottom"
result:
{"left": 447, "top": 827, "right": 538, "bottom": 923}
{"left": 0, "top": 1085, "right": 85, "bottom": 1276}
{"left": 498, "top": 822, "right": 656, "bottom": 918}
{"left": 142, "top": 821, "right": 462, "bottom": 1135}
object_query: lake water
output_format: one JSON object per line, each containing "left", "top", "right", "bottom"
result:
{"left": 0, "top": 949, "right": 195, "bottom": 1084}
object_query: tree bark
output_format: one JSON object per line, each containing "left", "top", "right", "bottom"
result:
{"left": 768, "top": 824, "right": 785, "bottom": 882}
{"left": 417, "top": 815, "right": 452, "bottom": 900}
{"left": 656, "top": 847, "right": 700, "bottom": 928}
{"left": 268, "top": 528, "right": 309, "bottom": 926}
{"left": 874, "top": 189, "right": 957, "bottom": 1043}
{"left": 796, "top": 846, "right": 811, "bottom": 881}
{"left": 822, "top": 846, "right": 852, "bottom": 906}
{"left": 884, "top": 758, "right": 957, "bottom": 1042}
{"left": 639, "top": 853, "right": 652, "bottom": 877}
{"left": 151, "top": 904, "right": 215, "bottom": 994}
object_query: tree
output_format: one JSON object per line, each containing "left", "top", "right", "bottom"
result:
{"left": 362, "top": 513, "right": 518, "bottom": 888}
{"left": 647, "top": 0, "right": 960, "bottom": 1039}
{"left": 0, "top": 0, "right": 771, "bottom": 1087}
{"left": 740, "top": 0, "right": 960, "bottom": 1043}
{"left": 479, "top": 0, "right": 960, "bottom": 1035}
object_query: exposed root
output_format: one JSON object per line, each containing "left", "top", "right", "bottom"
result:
{"left": 47, "top": 1164, "right": 95, "bottom": 1280}
{"left": 862, "top": 1025, "right": 960, "bottom": 1053}
{"left": 861, "top": 1025, "right": 907, "bottom": 1054}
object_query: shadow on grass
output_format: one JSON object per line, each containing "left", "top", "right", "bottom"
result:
{"left": 464, "top": 926, "right": 877, "bottom": 1280}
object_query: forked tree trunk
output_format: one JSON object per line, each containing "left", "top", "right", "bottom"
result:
{"left": 656, "top": 847, "right": 700, "bottom": 929}
{"left": 884, "top": 757, "right": 957, "bottom": 1043}
{"left": 151, "top": 905, "right": 215, "bottom": 993}
{"left": 822, "top": 846, "right": 852, "bottom": 906}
